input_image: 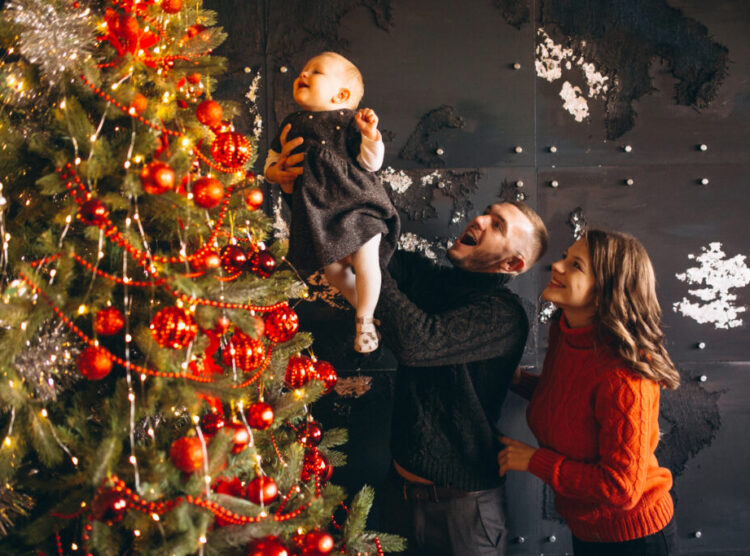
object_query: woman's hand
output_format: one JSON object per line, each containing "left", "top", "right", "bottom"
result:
{"left": 497, "top": 436, "right": 537, "bottom": 476}
{"left": 265, "top": 124, "right": 305, "bottom": 192}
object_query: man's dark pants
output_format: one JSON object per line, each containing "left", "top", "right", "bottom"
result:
{"left": 379, "top": 466, "right": 508, "bottom": 555}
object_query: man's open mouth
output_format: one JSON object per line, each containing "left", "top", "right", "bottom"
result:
{"left": 459, "top": 233, "right": 477, "bottom": 246}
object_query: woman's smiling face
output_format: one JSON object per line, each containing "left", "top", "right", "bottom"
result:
{"left": 543, "top": 238, "right": 596, "bottom": 326}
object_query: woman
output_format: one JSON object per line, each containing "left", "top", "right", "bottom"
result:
{"left": 498, "top": 229, "right": 680, "bottom": 555}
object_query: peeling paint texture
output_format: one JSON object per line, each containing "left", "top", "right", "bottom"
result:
{"left": 673, "top": 243, "right": 750, "bottom": 329}
{"left": 399, "top": 105, "right": 464, "bottom": 168}
{"left": 538, "top": 0, "right": 728, "bottom": 139}
{"left": 381, "top": 167, "right": 480, "bottom": 224}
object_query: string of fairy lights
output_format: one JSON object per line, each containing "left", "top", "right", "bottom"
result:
{"left": 0, "top": 0, "right": 389, "bottom": 554}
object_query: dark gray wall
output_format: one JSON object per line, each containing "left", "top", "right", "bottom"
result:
{"left": 208, "top": 1, "right": 750, "bottom": 553}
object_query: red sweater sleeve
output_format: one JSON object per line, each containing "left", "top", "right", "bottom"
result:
{"left": 510, "top": 370, "right": 539, "bottom": 400}
{"left": 528, "top": 370, "right": 658, "bottom": 510}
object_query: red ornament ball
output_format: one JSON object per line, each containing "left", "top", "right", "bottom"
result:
{"left": 196, "top": 99, "right": 223, "bottom": 127}
{"left": 246, "top": 537, "right": 289, "bottom": 556}
{"left": 231, "top": 424, "right": 251, "bottom": 454}
{"left": 246, "top": 475, "right": 279, "bottom": 505}
{"left": 248, "top": 249, "right": 277, "bottom": 278}
{"left": 92, "top": 489, "right": 128, "bottom": 525}
{"left": 192, "top": 177, "right": 225, "bottom": 209}
{"left": 200, "top": 412, "right": 226, "bottom": 435}
{"left": 150, "top": 307, "right": 198, "bottom": 349}
{"left": 211, "top": 131, "right": 252, "bottom": 168}
{"left": 213, "top": 315, "right": 232, "bottom": 335}
{"left": 301, "top": 448, "right": 331, "bottom": 482}
{"left": 213, "top": 476, "right": 243, "bottom": 497}
{"left": 313, "top": 360, "right": 338, "bottom": 394}
{"left": 185, "top": 24, "right": 207, "bottom": 39}
{"left": 130, "top": 93, "right": 148, "bottom": 115}
{"left": 187, "top": 72, "right": 202, "bottom": 84}
{"left": 94, "top": 306, "right": 125, "bottom": 336}
{"left": 170, "top": 436, "right": 204, "bottom": 473}
{"left": 244, "top": 187, "right": 264, "bottom": 211}
{"left": 140, "top": 161, "right": 175, "bottom": 195}
{"left": 300, "top": 531, "right": 334, "bottom": 555}
{"left": 285, "top": 355, "right": 316, "bottom": 389}
{"left": 220, "top": 244, "right": 248, "bottom": 276}
{"left": 245, "top": 401, "right": 274, "bottom": 430}
{"left": 222, "top": 331, "right": 265, "bottom": 372}
{"left": 161, "top": 0, "right": 182, "bottom": 14}
{"left": 77, "top": 346, "right": 113, "bottom": 380}
{"left": 263, "top": 306, "right": 299, "bottom": 343}
{"left": 298, "top": 420, "right": 323, "bottom": 448}
{"left": 78, "top": 199, "right": 109, "bottom": 226}
{"left": 191, "top": 249, "right": 221, "bottom": 272}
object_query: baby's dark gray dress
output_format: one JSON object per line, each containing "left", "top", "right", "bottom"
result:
{"left": 271, "top": 109, "right": 400, "bottom": 276}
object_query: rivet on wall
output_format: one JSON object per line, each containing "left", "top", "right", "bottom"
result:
{"left": 515, "top": 180, "right": 524, "bottom": 188}
{"left": 549, "top": 180, "right": 559, "bottom": 188}
{"left": 514, "top": 146, "right": 523, "bottom": 153}
{"left": 623, "top": 144, "right": 633, "bottom": 153}
{"left": 699, "top": 144, "right": 708, "bottom": 152}
{"left": 514, "top": 536, "right": 526, "bottom": 544}
{"left": 547, "top": 535, "right": 557, "bottom": 543}
{"left": 549, "top": 145, "right": 557, "bottom": 153}
{"left": 625, "top": 178, "right": 634, "bottom": 186}
{"left": 512, "top": 62, "right": 521, "bottom": 70}
{"left": 697, "top": 341, "right": 707, "bottom": 350}
{"left": 700, "top": 178, "right": 709, "bottom": 185}
{"left": 694, "top": 530, "right": 703, "bottom": 539}
{"left": 699, "top": 375, "right": 708, "bottom": 383}
{"left": 279, "top": 66, "right": 288, "bottom": 73}
{"left": 436, "top": 147, "right": 444, "bottom": 156}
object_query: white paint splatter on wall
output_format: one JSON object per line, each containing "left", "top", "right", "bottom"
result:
{"left": 398, "top": 232, "right": 442, "bottom": 262}
{"left": 535, "top": 28, "right": 609, "bottom": 122}
{"left": 560, "top": 81, "right": 589, "bottom": 122}
{"left": 420, "top": 170, "right": 449, "bottom": 190}
{"left": 673, "top": 243, "right": 750, "bottom": 329}
{"left": 380, "top": 167, "right": 413, "bottom": 194}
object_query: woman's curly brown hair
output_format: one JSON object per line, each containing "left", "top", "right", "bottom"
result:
{"left": 584, "top": 229, "right": 680, "bottom": 390}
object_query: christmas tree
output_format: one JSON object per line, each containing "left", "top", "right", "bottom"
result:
{"left": 0, "top": 1, "right": 402, "bottom": 554}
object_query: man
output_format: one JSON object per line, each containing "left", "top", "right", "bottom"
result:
{"left": 266, "top": 130, "right": 549, "bottom": 555}
{"left": 375, "top": 201, "right": 548, "bottom": 555}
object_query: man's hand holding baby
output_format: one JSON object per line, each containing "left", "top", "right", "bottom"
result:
{"left": 264, "top": 123, "right": 304, "bottom": 193}
{"left": 355, "top": 108, "right": 380, "bottom": 141}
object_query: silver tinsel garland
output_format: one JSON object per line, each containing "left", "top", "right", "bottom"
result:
{"left": 0, "top": 483, "right": 33, "bottom": 538}
{"left": 5, "top": 0, "right": 96, "bottom": 86}
{"left": 537, "top": 301, "right": 558, "bottom": 323}
{"left": 568, "top": 207, "right": 587, "bottom": 240}
{"left": 13, "top": 322, "right": 82, "bottom": 401}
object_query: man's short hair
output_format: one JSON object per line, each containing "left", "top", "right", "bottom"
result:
{"left": 504, "top": 200, "right": 549, "bottom": 266}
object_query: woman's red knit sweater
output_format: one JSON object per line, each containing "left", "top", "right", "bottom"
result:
{"left": 524, "top": 317, "right": 674, "bottom": 543}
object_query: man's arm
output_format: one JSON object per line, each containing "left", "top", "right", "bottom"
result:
{"left": 375, "top": 260, "right": 528, "bottom": 368}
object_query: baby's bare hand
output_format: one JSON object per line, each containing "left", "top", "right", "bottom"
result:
{"left": 355, "top": 108, "right": 379, "bottom": 141}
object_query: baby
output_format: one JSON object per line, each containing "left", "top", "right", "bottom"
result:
{"left": 264, "top": 52, "right": 399, "bottom": 353}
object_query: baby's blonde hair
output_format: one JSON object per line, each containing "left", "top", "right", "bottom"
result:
{"left": 319, "top": 51, "right": 364, "bottom": 108}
